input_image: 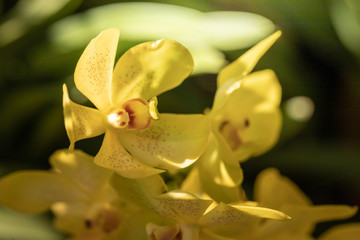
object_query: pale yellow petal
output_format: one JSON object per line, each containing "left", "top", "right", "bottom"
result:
{"left": 200, "top": 131, "right": 243, "bottom": 187}
{"left": 181, "top": 166, "right": 243, "bottom": 204}
{"left": 288, "top": 205, "right": 358, "bottom": 230}
{"left": 261, "top": 205, "right": 358, "bottom": 236}
{"left": 233, "top": 108, "right": 282, "bottom": 161}
{"left": 200, "top": 202, "right": 254, "bottom": 225}
{"left": 94, "top": 131, "right": 164, "bottom": 179}
{"left": 228, "top": 203, "right": 290, "bottom": 220}
{"left": 118, "top": 114, "right": 210, "bottom": 170}
{"left": 111, "top": 39, "right": 193, "bottom": 105}
{"left": 180, "top": 224, "right": 201, "bottom": 240}
{"left": 152, "top": 191, "right": 213, "bottom": 223}
{"left": 319, "top": 223, "right": 360, "bottom": 240}
{"left": 63, "top": 84, "right": 105, "bottom": 150}
{"left": 239, "top": 69, "right": 282, "bottom": 107}
{"left": 49, "top": 149, "right": 113, "bottom": 194}
{"left": 181, "top": 167, "right": 204, "bottom": 196}
{"left": 146, "top": 223, "right": 180, "bottom": 240}
{"left": 51, "top": 202, "right": 89, "bottom": 235}
{"left": 0, "top": 171, "right": 86, "bottom": 214}
{"left": 212, "top": 70, "right": 281, "bottom": 119}
{"left": 212, "top": 70, "right": 282, "bottom": 161}
{"left": 74, "top": 28, "right": 119, "bottom": 110}
{"left": 254, "top": 168, "right": 312, "bottom": 209}
{"left": 217, "top": 30, "right": 281, "bottom": 86}
{"left": 210, "top": 76, "right": 240, "bottom": 115}
{"left": 114, "top": 211, "right": 172, "bottom": 240}
{"left": 110, "top": 173, "right": 167, "bottom": 211}
{"left": 200, "top": 202, "right": 289, "bottom": 226}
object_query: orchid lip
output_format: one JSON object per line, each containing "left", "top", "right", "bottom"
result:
{"left": 106, "top": 98, "right": 156, "bottom": 131}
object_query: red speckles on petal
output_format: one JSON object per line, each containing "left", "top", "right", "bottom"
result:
{"left": 118, "top": 114, "right": 209, "bottom": 170}
{"left": 94, "top": 132, "right": 163, "bottom": 178}
{"left": 200, "top": 203, "right": 249, "bottom": 225}
{"left": 152, "top": 192, "right": 212, "bottom": 223}
{"left": 63, "top": 84, "right": 105, "bottom": 149}
{"left": 74, "top": 29, "right": 119, "bottom": 110}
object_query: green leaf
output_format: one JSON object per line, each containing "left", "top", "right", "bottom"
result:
{"left": 0, "top": 0, "right": 82, "bottom": 46}
{"left": 48, "top": 2, "right": 275, "bottom": 74}
{"left": 200, "top": 11, "right": 275, "bottom": 51}
{"left": 0, "top": 205, "right": 64, "bottom": 240}
{"left": 329, "top": 0, "right": 360, "bottom": 57}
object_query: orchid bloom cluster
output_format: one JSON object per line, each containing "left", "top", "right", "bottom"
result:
{"left": 0, "top": 28, "right": 359, "bottom": 240}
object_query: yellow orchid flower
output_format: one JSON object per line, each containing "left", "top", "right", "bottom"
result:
{"left": 181, "top": 164, "right": 358, "bottom": 240}
{"left": 63, "top": 28, "right": 210, "bottom": 179}
{"left": 110, "top": 173, "right": 289, "bottom": 240}
{"left": 210, "top": 29, "right": 282, "bottom": 162}
{"left": 0, "top": 149, "right": 123, "bottom": 239}
{"left": 186, "top": 31, "right": 282, "bottom": 201}
{"left": 145, "top": 191, "right": 290, "bottom": 240}
{"left": 228, "top": 168, "right": 358, "bottom": 239}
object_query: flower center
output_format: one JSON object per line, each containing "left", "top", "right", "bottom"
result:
{"left": 106, "top": 97, "right": 159, "bottom": 130}
{"left": 219, "top": 118, "right": 250, "bottom": 151}
{"left": 84, "top": 204, "right": 121, "bottom": 234}
{"left": 107, "top": 109, "right": 130, "bottom": 128}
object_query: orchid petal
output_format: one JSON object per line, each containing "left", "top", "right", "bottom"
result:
{"left": 228, "top": 203, "right": 290, "bottom": 220}
{"left": 217, "top": 30, "right": 281, "bottom": 86}
{"left": 212, "top": 70, "right": 281, "bottom": 117}
{"left": 110, "top": 173, "right": 167, "bottom": 210}
{"left": 74, "top": 28, "right": 119, "bottom": 110}
{"left": 319, "top": 223, "right": 360, "bottom": 240}
{"left": 181, "top": 167, "right": 203, "bottom": 196}
{"left": 179, "top": 224, "right": 201, "bottom": 240}
{"left": 115, "top": 211, "right": 172, "bottom": 240}
{"left": 198, "top": 131, "right": 243, "bottom": 188}
{"left": 181, "top": 166, "right": 243, "bottom": 204}
{"left": 196, "top": 166, "right": 243, "bottom": 204}
{"left": 233, "top": 108, "right": 282, "bottom": 160}
{"left": 200, "top": 202, "right": 289, "bottom": 226}
{"left": 51, "top": 202, "right": 90, "bottom": 235}
{"left": 261, "top": 205, "right": 358, "bottom": 235}
{"left": 63, "top": 84, "right": 105, "bottom": 150}
{"left": 152, "top": 191, "right": 213, "bottom": 223}
{"left": 0, "top": 171, "right": 86, "bottom": 214}
{"left": 49, "top": 149, "right": 113, "bottom": 195}
{"left": 146, "top": 223, "right": 180, "bottom": 240}
{"left": 254, "top": 168, "right": 312, "bottom": 209}
{"left": 255, "top": 169, "right": 358, "bottom": 236}
{"left": 94, "top": 132, "right": 164, "bottom": 179}
{"left": 118, "top": 114, "right": 210, "bottom": 170}
{"left": 238, "top": 69, "right": 281, "bottom": 107}
{"left": 111, "top": 39, "right": 193, "bottom": 104}
{"left": 213, "top": 70, "right": 282, "bottom": 161}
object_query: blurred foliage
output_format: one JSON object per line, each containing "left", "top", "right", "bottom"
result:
{"left": 0, "top": 0, "right": 360, "bottom": 237}
{"left": 0, "top": 205, "right": 63, "bottom": 239}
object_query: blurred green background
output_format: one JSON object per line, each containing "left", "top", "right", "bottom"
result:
{"left": 0, "top": 0, "right": 359, "bottom": 238}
